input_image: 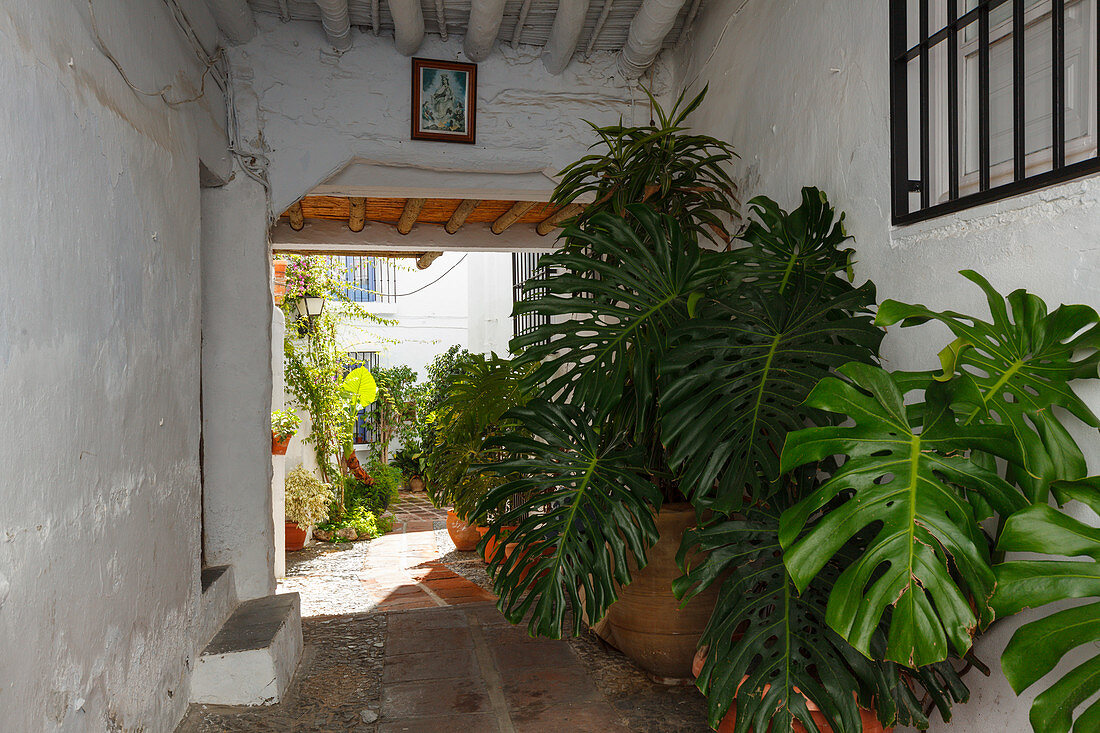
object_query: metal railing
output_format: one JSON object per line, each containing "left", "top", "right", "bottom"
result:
{"left": 338, "top": 256, "right": 397, "bottom": 303}
{"left": 347, "top": 351, "right": 381, "bottom": 445}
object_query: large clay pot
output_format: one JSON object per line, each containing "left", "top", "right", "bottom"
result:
{"left": 285, "top": 522, "right": 307, "bottom": 551}
{"left": 593, "top": 503, "right": 719, "bottom": 679}
{"left": 691, "top": 648, "right": 891, "bottom": 733}
{"left": 447, "top": 510, "right": 481, "bottom": 551}
{"left": 477, "top": 525, "right": 514, "bottom": 563}
{"left": 408, "top": 475, "right": 426, "bottom": 492}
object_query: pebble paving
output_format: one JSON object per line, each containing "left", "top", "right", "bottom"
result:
{"left": 178, "top": 492, "right": 712, "bottom": 732}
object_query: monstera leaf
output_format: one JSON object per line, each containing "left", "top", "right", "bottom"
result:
{"left": 992, "top": 478, "right": 1100, "bottom": 733}
{"left": 779, "top": 362, "right": 1028, "bottom": 666}
{"left": 877, "top": 271, "right": 1100, "bottom": 503}
{"left": 661, "top": 280, "right": 882, "bottom": 511}
{"left": 472, "top": 400, "right": 662, "bottom": 638}
{"left": 677, "top": 504, "right": 969, "bottom": 732}
{"left": 734, "top": 187, "right": 857, "bottom": 296}
{"left": 511, "top": 206, "right": 734, "bottom": 425}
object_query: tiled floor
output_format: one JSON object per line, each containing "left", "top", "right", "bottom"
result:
{"left": 180, "top": 492, "right": 695, "bottom": 731}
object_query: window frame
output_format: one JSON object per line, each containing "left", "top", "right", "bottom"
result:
{"left": 890, "top": 0, "right": 1100, "bottom": 225}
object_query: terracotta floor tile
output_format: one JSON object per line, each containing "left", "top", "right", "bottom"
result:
{"left": 382, "top": 677, "right": 490, "bottom": 718}
{"left": 378, "top": 714, "right": 501, "bottom": 733}
{"left": 382, "top": 649, "right": 480, "bottom": 684}
{"left": 491, "top": 640, "right": 580, "bottom": 672}
{"left": 386, "top": 625, "right": 472, "bottom": 656}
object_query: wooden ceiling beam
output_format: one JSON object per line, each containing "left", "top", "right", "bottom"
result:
{"left": 445, "top": 199, "right": 481, "bottom": 234}
{"left": 348, "top": 197, "right": 367, "bottom": 232}
{"left": 536, "top": 203, "right": 584, "bottom": 235}
{"left": 287, "top": 201, "right": 305, "bottom": 231}
{"left": 416, "top": 251, "right": 444, "bottom": 269}
{"left": 492, "top": 201, "right": 538, "bottom": 234}
{"left": 397, "top": 198, "right": 427, "bottom": 234}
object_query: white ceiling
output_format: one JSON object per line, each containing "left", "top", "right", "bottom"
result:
{"left": 246, "top": 0, "right": 701, "bottom": 54}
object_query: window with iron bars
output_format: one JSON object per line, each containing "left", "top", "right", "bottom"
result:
{"left": 512, "top": 252, "right": 552, "bottom": 342}
{"left": 336, "top": 256, "right": 398, "bottom": 303}
{"left": 891, "top": 0, "right": 1099, "bottom": 224}
{"left": 346, "top": 351, "right": 380, "bottom": 445}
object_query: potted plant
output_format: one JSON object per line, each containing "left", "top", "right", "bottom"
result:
{"left": 466, "top": 90, "right": 960, "bottom": 730}
{"left": 426, "top": 354, "right": 534, "bottom": 552}
{"left": 271, "top": 409, "right": 301, "bottom": 455}
{"left": 391, "top": 446, "right": 427, "bottom": 492}
{"left": 284, "top": 464, "right": 334, "bottom": 551}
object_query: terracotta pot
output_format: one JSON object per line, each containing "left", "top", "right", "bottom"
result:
{"left": 479, "top": 525, "right": 515, "bottom": 564}
{"left": 285, "top": 522, "right": 307, "bottom": 551}
{"left": 409, "top": 475, "right": 426, "bottom": 492}
{"left": 447, "top": 510, "right": 481, "bottom": 551}
{"left": 691, "top": 648, "right": 891, "bottom": 733}
{"left": 273, "top": 260, "right": 287, "bottom": 305}
{"left": 592, "top": 503, "right": 720, "bottom": 679}
{"left": 503, "top": 542, "right": 554, "bottom": 583}
{"left": 272, "top": 432, "right": 292, "bottom": 455}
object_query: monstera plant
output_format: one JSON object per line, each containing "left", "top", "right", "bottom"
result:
{"left": 471, "top": 181, "right": 950, "bottom": 728}
{"left": 778, "top": 272, "right": 1100, "bottom": 732}
{"left": 426, "top": 354, "right": 535, "bottom": 522}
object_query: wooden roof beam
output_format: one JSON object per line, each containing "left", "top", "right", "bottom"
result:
{"left": 397, "top": 198, "right": 427, "bottom": 234}
{"left": 445, "top": 199, "right": 481, "bottom": 234}
{"left": 390, "top": 0, "right": 425, "bottom": 55}
{"left": 492, "top": 201, "right": 537, "bottom": 235}
{"left": 465, "top": 0, "right": 506, "bottom": 61}
{"left": 543, "top": 0, "right": 590, "bottom": 74}
{"left": 536, "top": 203, "right": 584, "bottom": 235}
{"left": 348, "top": 197, "right": 366, "bottom": 232}
{"left": 287, "top": 201, "right": 305, "bottom": 231}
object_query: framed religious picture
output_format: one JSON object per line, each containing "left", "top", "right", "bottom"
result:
{"left": 411, "top": 58, "right": 477, "bottom": 144}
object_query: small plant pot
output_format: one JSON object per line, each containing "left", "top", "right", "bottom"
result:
{"left": 273, "top": 260, "right": 288, "bottom": 305}
{"left": 691, "top": 648, "right": 891, "bottom": 733}
{"left": 272, "top": 432, "right": 292, "bottom": 455}
{"left": 447, "top": 510, "right": 481, "bottom": 551}
{"left": 285, "top": 522, "right": 308, "bottom": 551}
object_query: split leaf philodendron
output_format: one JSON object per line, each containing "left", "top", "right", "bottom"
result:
{"left": 779, "top": 271, "right": 1100, "bottom": 733}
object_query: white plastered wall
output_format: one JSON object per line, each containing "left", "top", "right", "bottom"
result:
{"left": 228, "top": 14, "right": 675, "bottom": 218}
{"left": 201, "top": 172, "right": 276, "bottom": 601}
{"left": 675, "top": 1, "right": 1100, "bottom": 730}
{"left": 0, "top": 0, "right": 232, "bottom": 730}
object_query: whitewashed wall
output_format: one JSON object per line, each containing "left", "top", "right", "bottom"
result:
{"left": 676, "top": 1, "right": 1100, "bottom": 731}
{"left": 0, "top": 1, "right": 231, "bottom": 730}
{"left": 229, "top": 15, "right": 673, "bottom": 216}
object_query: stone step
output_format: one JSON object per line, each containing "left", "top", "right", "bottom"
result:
{"left": 196, "top": 565, "right": 237, "bottom": 654}
{"left": 190, "top": 593, "right": 303, "bottom": 706}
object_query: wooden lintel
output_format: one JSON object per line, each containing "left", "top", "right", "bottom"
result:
{"left": 491, "top": 201, "right": 538, "bottom": 235}
{"left": 536, "top": 203, "right": 584, "bottom": 236}
{"left": 445, "top": 199, "right": 481, "bottom": 234}
{"left": 348, "top": 197, "right": 367, "bottom": 232}
{"left": 416, "top": 251, "right": 444, "bottom": 269}
{"left": 397, "top": 198, "right": 426, "bottom": 235}
{"left": 287, "top": 201, "right": 305, "bottom": 231}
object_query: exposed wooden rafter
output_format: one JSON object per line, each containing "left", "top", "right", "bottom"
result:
{"left": 492, "top": 201, "right": 538, "bottom": 235}
{"left": 348, "top": 197, "right": 367, "bottom": 232}
{"left": 445, "top": 199, "right": 481, "bottom": 234}
{"left": 536, "top": 203, "right": 584, "bottom": 235}
{"left": 397, "top": 198, "right": 427, "bottom": 234}
{"left": 416, "top": 251, "right": 444, "bottom": 269}
{"left": 288, "top": 201, "right": 305, "bottom": 231}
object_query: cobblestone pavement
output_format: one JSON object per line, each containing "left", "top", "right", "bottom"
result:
{"left": 178, "top": 492, "right": 712, "bottom": 732}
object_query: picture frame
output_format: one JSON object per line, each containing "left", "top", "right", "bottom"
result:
{"left": 411, "top": 58, "right": 477, "bottom": 144}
